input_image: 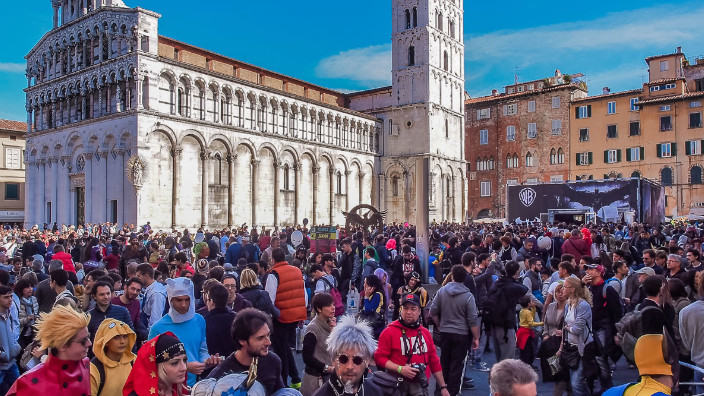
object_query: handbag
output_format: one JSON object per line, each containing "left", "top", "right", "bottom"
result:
{"left": 370, "top": 371, "right": 403, "bottom": 396}
{"left": 546, "top": 354, "right": 562, "bottom": 376}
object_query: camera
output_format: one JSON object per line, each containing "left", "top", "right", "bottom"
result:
{"left": 409, "top": 363, "right": 427, "bottom": 386}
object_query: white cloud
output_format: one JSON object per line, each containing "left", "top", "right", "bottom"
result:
{"left": 0, "top": 63, "right": 25, "bottom": 73}
{"left": 315, "top": 2, "right": 704, "bottom": 94}
{"left": 315, "top": 44, "right": 391, "bottom": 86}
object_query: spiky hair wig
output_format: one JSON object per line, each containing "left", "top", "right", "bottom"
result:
{"left": 326, "top": 315, "right": 377, "bottom": 360}
{"left": 35, "top": 304, "right": 90, "bottom": 351}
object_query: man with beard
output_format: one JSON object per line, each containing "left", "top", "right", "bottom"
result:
{"left": 207, "top": 308, "right": 284, "bottom": 396}
{"left": 313, "top": 315, "right": 382, "bottom": 396}
{"left": 111, "top": 278, "right": 147, "bottom": 342}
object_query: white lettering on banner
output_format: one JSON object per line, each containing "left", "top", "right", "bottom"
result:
{"left": 519, "top": 188, "right": 536, "bottom": 207}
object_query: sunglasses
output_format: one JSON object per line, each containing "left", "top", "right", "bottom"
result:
{"left": 337, "top": 354, "right": 364, "bottom": 366}
{"left": 72, "top": 336, "right": 91, "bottom": 347}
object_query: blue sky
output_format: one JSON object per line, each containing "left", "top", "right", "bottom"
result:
{"left": 1, "top": 0, "right": 703, "bottom": 121}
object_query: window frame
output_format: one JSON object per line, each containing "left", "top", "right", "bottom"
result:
{"left": 480, "top": 181, "right": 491, "bottom": 197}
{"left": 506, "top": 125, "right": 516, "bottom": 142}
{"left": 4, "top": 147, "right": 21, "bottom": 169}
{"left": 607, "top": 101, "right": 616, "bottom": 114}
{"left": 479, "top": 129, "right": 489, "bottom": 145}
{"left": 607, "top": 124, "right": 617, "bottom": 139}
{"left": 4, "top": 183, "right": 19, "bottom": 200}
{"left": 527, "top": 123, "right": 537, "bottom": 139}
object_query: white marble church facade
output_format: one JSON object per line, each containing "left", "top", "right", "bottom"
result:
{"left": 23, "top": 0, "right": 466, "bottom": 230}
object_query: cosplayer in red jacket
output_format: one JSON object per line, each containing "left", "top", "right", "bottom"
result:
{"left": 374, "top": 293, "right": 450, "bottom": 396}
{"left": 7, "top": 305, "right": 91, "bottom": 395}
{"left": 123, "top": 331, "right": 189, "bottom": 396}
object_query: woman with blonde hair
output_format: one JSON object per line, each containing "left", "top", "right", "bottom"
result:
{"left": 7, "top": 305, "right": 91, "bottom": 395}
{"left": 561, "top": 276, "right": 593, "bottom": 396}
{"left": 123, "top": 332, "right": 188, "bottom": 396}
{"left": 238, "top": 268, "right": 280, "bottom": 319}
{"left": 538, "top": 282, "right": 570, "bottom": 395}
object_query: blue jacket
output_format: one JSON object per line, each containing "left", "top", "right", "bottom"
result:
{"left": 0, "top": 309, "right": 21, "bottom": 369}
{"left": 225, "top": 242, "right": 242, "bottom": 265}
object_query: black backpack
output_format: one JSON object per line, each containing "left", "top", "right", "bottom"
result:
{"left": 91, "top": 356, "right": 133, "bottom": 396}
{"left": 483, "top": 284, "right": 514, "bottom": 329}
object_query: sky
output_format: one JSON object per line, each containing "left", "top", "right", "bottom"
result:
{"left": 1, "top": 0, "right": 703, "bottom": 121}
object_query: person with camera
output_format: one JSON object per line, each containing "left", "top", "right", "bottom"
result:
{"left": 375, "top": 293, "right": 449, "bottom": 396}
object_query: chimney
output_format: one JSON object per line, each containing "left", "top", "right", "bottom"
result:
{"left": 602, "top": 87, "right": 610, "bottom": 95}
{"left": 491, "top": 89, "right": 498, "bottom": 96}
{"left": 676, "top": 46, "right": 682, "bottom": 53}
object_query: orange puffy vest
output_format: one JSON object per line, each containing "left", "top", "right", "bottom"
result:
{"left": 271, "top": 262, "right": 307, "bottom": 323}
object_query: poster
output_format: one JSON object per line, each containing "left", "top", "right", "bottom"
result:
{"left": 309, "top": 226, "right": 337, "bottom": 253}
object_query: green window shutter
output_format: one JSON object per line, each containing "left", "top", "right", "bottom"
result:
{"left": 672, "top": 142, "right": 677, "bottom": 156}
{"left": 604, "top": 150, "right": 608, "bottom": 163}
{"left": 588, "top": 152, "right": 593, "bottom": 164}
{"left": 587, "top": 105, "right": 592, "bottom": 117}
{"left": 576, "top": 153, "right": 580, "bottom": 166}
{"left": 575, "top": 107, "right": 580, "bottom": 119}
{"left": 701, "top": 140, "right": 704, "bottom": 152}
{"left": 626, "top": 148, "right": 631, "bottom": 162}
{"left": 617, "top": 149, "right": 622, "bottom": 162}
{"left": 657, "top": 144, "right": 662, "bottom": 158}
{"left": 686, "top": 141, "right": 692, "bottom": 155}
{"left": 640, "top": 147, "right": 645, "bottom": 160}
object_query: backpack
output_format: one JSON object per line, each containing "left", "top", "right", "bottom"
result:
{"left": 614, "top": 305, "right": 660, "bottom": 362}
{"left": 602, "top": 382, "right": 668, "bottom": 396}
{"left": 91, "top": 356, "right": 133, "bottom": 396}
{"left": 321, "top": 277, "right": 345, "bottom": 316}
{"left": 603, "top": 278, "right": 623, "bottom": 300}
{"left": 483, "top": 284, "right": 514, "bottom": 329}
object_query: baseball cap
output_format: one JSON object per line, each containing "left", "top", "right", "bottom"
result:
{"left": 635, "top": 267, "right": 656, "bottom": 277}
{"left": 401, "top": 293, "right": 421, "bottom": 307}
{"left": 585, "top": 264, "right": 604, "bottom": 275}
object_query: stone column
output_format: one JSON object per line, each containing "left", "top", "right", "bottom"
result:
{"left": 98, "top": 30, "right": 104, "bottom": 62}
{"left": 84, "top": 155, "right": 93, "bottom": 223}
{"left": 273, "top": 160, "right": 279, "bottom": 227}
{"left": 24, "top": 161, "right": 34, "bottom": 227}
{"left": 251, "top": 159, "right": 259, "bottom": 226}
{"left": 345, "top": 170, "right": 351, "bottom": 212}
{"left": 81, "top": 93, "right": 87, "bottom": 120}
{"left": 51, "top": 157, "right": 59, "bottom": 224}
{"left": 294, "top": 163, "right": 300, "bottom": 226}
{"left": 115, "top": 82, "right": 122, "bottom": 112}
{"left": 451, "top": 174, "right": 457, "bottom": 222}
{"left": 59, "top": 156, "right": 72, "bottom": 226}
{"left": 39, "top": 160, "right": 47, "bottom": 224}
{"left": 378, "top": 174, "right": 386, "bottom": 212}
{"left": 170, "top": 146, "right": 182, "bottom": 228}
{"left": 227, "top": 154, "right": 235, "bottom": 227}
{"left": 312, "top": 165, "right": 319, "bottom": 226}
{"left": 328, "top": 168, "right": 334, "bottom": 225}
{"left": 53, "top": 6, "right": 58, "bottom": 28}
{"left": 358, "top": 172, "right": 364, "bottom": 205}
{"left": 136, "top": 74, "right": 144, "bottom": 109}
{"left": 26, "top": 107, "right": 32, "bottom": 133}
{"left": 200, "top": 150, "right": 209, "bottom": 228}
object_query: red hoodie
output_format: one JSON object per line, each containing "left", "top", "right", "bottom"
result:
{"left": 51, "top": 251, "right": 76, "bottom": 273}
{"left": 374, "top": 320, "right": 441, "bottom": 379}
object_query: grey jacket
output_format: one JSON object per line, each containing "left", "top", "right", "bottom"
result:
{"left": 680, "top": 300, "right": 704, "bottom": 366}
{"left": 430, "top": 281, "right": 479, "bottom": 335}
{"left": 0, "top": 309, "right": 21, "bottom": 369}
{"left": 565, "top": 299, "right": 593, "bottom": 355}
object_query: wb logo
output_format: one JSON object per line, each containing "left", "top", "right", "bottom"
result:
{"left": 519, "top": 188, "right": 536, "bottom": 207}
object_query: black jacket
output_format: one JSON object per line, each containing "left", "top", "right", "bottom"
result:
{"left": 239, "top": 286, "right": 280, "bottom": 319}
{"left": 204, "top": 307, "right": 237, "bottom": 357}
{"left": 314, "top": 373, "right": 383, "bottom": 396}
{"left": 486, "top": 276, "right": 528, "bottom": 328}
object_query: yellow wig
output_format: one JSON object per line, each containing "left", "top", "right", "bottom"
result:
{"left": 34, "top": 305, "right": 90, "bottom": 351}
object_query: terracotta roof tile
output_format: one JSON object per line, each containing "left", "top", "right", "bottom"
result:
{"left": 0, "top": 120, "right": 26, "bottom": 132}
{"left": 465, "top": 83, "right": 585, "bottom": 105}
{"left": 636, "top": 91, "right": 704, "bottom": 105}
{"left": 646, "top": 77, "right": 684, "bottom": 85}
{"left": 572, "top": 89, "right": 642, "bottom": 103}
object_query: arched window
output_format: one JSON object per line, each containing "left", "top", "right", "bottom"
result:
{"left": 408, "top": 46, "right": 415, "bottom": 66}
{"left": 437, "top": 12, "right": 443, "bottom": 31}
{"left": 443, "top": 51, "right": 449, "bottom": 71}
{"left": 631, "top": 171, "right": 641, "bottom": 178}
{"left": 558, "top": 148, "right": 565, "bottom": 164}
{"left": 550, "top": 148, "right": 557, "bottom": 164}
{"left": 336, "top": 171, "right": 343, "bottom": 194}
{"left": 476, "top": 159, "right": 481, "bottom": 171}
{"left": 405, "top": 9, "right": 411, "bottom": 29}
{"left": 392, "top": 175, "right": 400, "bottom": 197}
{"left": 449, "top": 21, "right": 456, "bottom": 38}
{"left": 283, "top": 164, "right": 290, "bottom": 190}
{"left": 489, "top": 156, "right": 494, "bottom": 170}
{"left": 526, "top": 152, "right": 534, "bottom": 167}
{"left": 513, "top": 154, "right": 519, "bottom": 168}
{"left": 661, "top": 167, "right": 673, "bottom": 186}
{"left": 506, "top": 154, "right": 512, "bottom": 168}
{"left": 691, "top": 165, "right": 703, "bottom": 184}
{"left": 412, "top": 7, "right": 418, "bottom": 27}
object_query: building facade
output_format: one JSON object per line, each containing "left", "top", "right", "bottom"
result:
{"left": 0, "top": 120, "right": 27, "bottom": 225}
{"left": 464, "top": 71, "right": 587, "bottom": 219}
{"left": 24, "top": 0, "right": 465, "bottom": 230}
{"left": 569, "top": 48, "right": 704, "bottom": 217}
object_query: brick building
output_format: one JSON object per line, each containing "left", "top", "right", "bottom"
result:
{"left": 569, "top": 48, "right": 704, "bottom": 217}
{"left": 0, "top": 120, "right": 27, "bottom": 225}
{"left": 465, "top": 71, "right": 587, "bottom": 219}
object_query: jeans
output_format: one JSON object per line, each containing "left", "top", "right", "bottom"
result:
{"left": 272, "top": 320, "right": 301, "bottom": 385}
{"left": 0, "top": 362, "right": 20, "bottom": 395}
{"left": 439, "top": 333, "right": 469, "bottom": 396}
{"left": 569, "top": 359, "right": 590, "bottom": 396}
{"left": 470, "top": 317, "right": 488, "bottom": 365}
{"left": 491, "top": 326, "right": 516, "bottom": 362}
{"left": 594, "top": 328, "right": 613, "bottom": 391}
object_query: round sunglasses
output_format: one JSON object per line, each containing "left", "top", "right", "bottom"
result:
{"left": 337, "top": 354, "right": 364, "bottom": 366}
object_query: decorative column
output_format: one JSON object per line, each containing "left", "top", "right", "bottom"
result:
{"left": 84, "top": 155, "right": 93, "bottom": 224}
{"left": 115, "top": 82, "right": 122, "bottom": 112}
{"left": 273, "top": 160, "right": 279, "bottom": 227}
{"left": 358, "top": 172, "right": 365, "bottom": 205}
{"left": 53, "top": 5, "right": 58, "bottom": 28}
{"left": 451, "top": 174, "right": 457, "bottom": 222}
{"left": 39, "top": 160, "right": 47, "bottom": 224}
{"left": 200, "top": 150, "right": 209, "bottom": 228}
{"left": 24, "top": 161, "right": 34, "bottom": 227}
{"left": 378, "top": 174, "right": 386, "bottom": 212}
{"left": 26, "top": 107, "right": 32, "bottom": 133}
{"left": 81, "top": 92, "right": 87, "bottom": 120}
{"left": 294, "top": 162, "right": 300, "bottom": 226}
{"left": 226, "top": 154, "right": 235, "bottom": 227}
{"left": 250, "top": 159, "right": 259, "bottom": 226}
{"left": 170, "top": 146, "right": 182, "bottom": 228}
{"left": 59, "top": 156, "right": 72, "bottom": 226}
{"left": 328, "top": 168, "right": 334, "bottom": 225}
{"left": 345, "top": 170, "right": 351, "bottom": 212}
{"left": 312, "top": 165, "right": 319, "bottom": 226}
{"left": 51, "top": 157, "right": 59, "bottom": 224}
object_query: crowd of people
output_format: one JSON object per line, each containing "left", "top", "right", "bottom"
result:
{"left": 0, "top": 219, "right": 701, "bottom": 396}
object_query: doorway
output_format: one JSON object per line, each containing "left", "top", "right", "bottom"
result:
{"left": 76, "top": 187, "right": 85, "bottom": 225}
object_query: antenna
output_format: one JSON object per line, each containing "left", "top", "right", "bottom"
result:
{"left": 514, "top": 66, "right": 519, "bottom": 86}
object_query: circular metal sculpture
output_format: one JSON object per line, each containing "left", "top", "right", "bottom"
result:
{"left": 343, "top": 204, "right": 386, "bottom": 234}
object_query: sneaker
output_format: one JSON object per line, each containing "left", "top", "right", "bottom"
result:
{"left": 290, "top": 382, "right": 302, "bottom": 390}
{"left": 462, "top": 378, "right": 475, "bottom": 390}
{"left": 472, "top": 362, "right": 490, "bottom": 372}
